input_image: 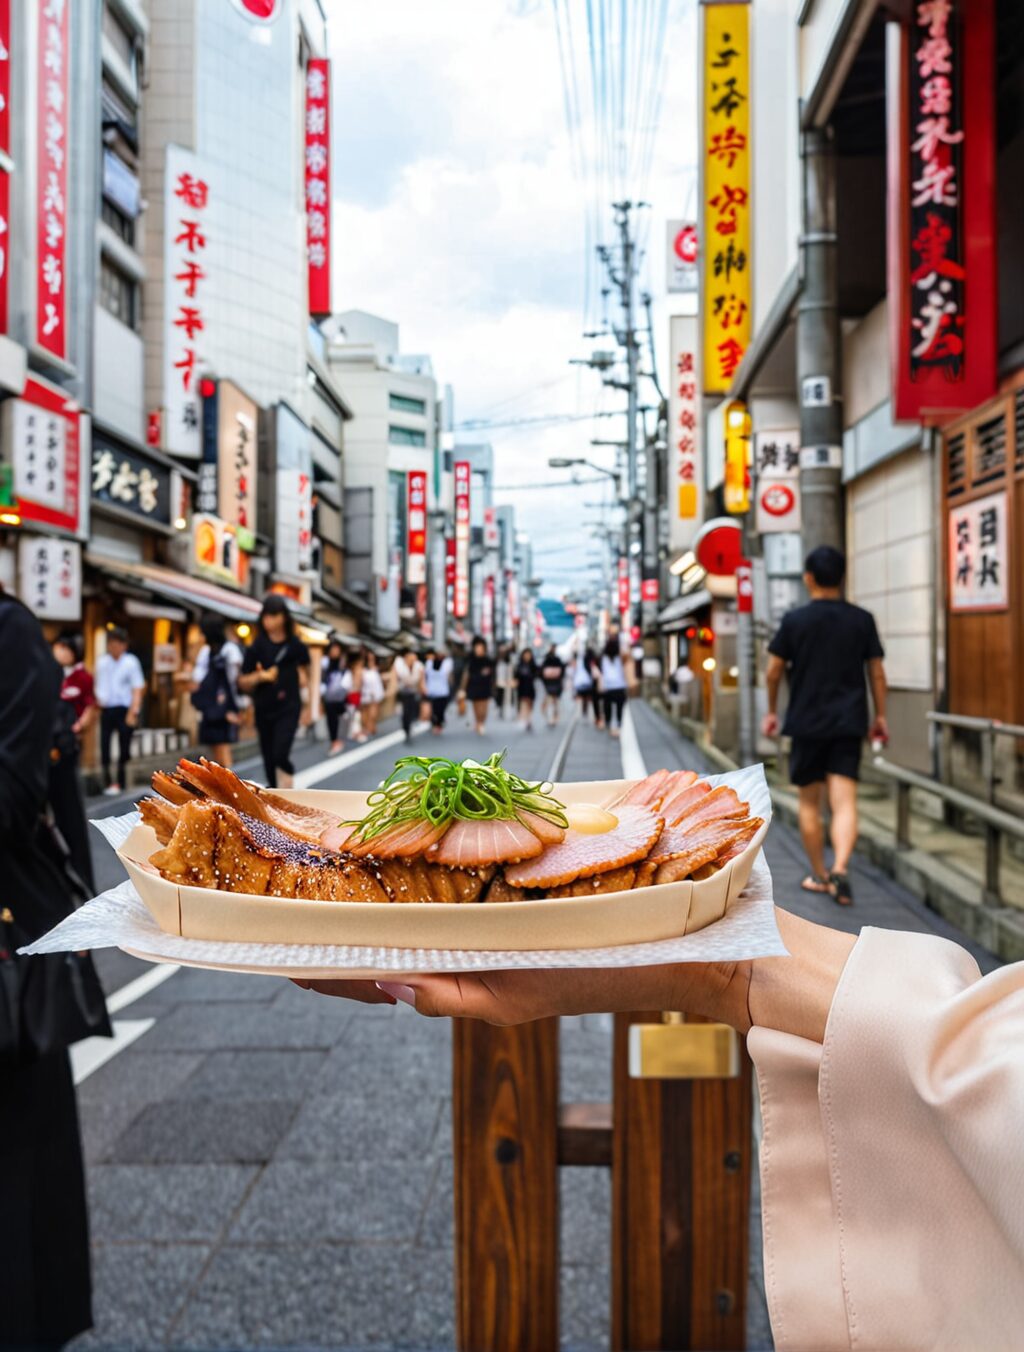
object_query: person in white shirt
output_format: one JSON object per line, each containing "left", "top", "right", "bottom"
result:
{"left": 95, "top": 627, "right": 146, "bottom": 794}
{"left": 423, "top": 649, "right": 453, "bottom": 735}
{"left": 190, "top": 614, "right": 244, "bottom": 768}
{"left": 599, "top": 633, "right": 629, "bottom": 740}
{"left": 393, "top": 650, "right": 425, "bottom": 742}
{"left": 359, "top": 651, "right": 386, "bottom": 739}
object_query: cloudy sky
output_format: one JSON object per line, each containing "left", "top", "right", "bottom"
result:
{"left": 329, "top": 0, "right": 697, "bottom": 597}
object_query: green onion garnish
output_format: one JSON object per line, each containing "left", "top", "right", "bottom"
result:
{"left": 345, "top": 750, "right": 567, "bottom": 844}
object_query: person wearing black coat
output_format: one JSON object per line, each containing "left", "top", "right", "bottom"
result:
{"left": 0, "top": 590, "right": 98, "bottom": 1347}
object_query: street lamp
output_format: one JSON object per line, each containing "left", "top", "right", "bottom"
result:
{"left": 547, "top": 456, "right": 621, "bottom": 494}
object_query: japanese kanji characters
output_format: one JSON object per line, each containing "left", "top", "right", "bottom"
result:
{"left": 36, "top": 0, "right": 68, "bottom": 356}
{"left": 305, "top": 58, "right": 331, "bottom": 314}
{"left": 950, "top": 493, "right": 1007, "bottom": 611}
{"left": 166, "top": 153, "right": 210, "bottom": 444}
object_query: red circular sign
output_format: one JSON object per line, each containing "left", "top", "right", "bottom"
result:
{"left": 694, "top": 518, "right": 743, "bottom": 575}
{"left": 760, "top": 482, "right": 795, "bottom": 516}
{"left": 673, "top": 224, "right": 698, "bottom": 266}
{"left": 231, "top": 0, "right": 281, "bottom": 21}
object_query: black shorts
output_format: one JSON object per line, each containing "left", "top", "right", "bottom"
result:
{"left": 788, "top": 735, "right": 862, "bottom": 786}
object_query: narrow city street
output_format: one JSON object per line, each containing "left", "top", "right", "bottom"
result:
{"left": 74, "top": 699, "right": 1000, "bottom": 1351}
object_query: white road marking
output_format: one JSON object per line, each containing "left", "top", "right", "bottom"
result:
{"left": 619, "top": 702, "right": 647, "bottom": 781}
{"left": 291, "top": 723, "right": 429, "bottom": 790}
{"left": 70, "top": 1018, "right": 154, "bottom": 1085}
{"left": 106, "top": 959, "right": 181, "bottom": 1013}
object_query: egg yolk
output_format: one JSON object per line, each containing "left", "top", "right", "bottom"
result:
{"left": 565, "top": 803, "right": 619, "bottom": 835}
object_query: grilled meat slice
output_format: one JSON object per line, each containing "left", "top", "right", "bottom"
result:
{"left": 505, "top": 804, "right": 663, "bottom": 889}
{"left": 670, "top": 784, "right": 748, "bottom": 828}
{"left": 171, "top": 758, "right": 343, "bottom": 846}
{"left": 546, "top": 865, "right": 638, "bottom": 896}
{"left": 430, "top": 817, "right": 545, "bottom": 868}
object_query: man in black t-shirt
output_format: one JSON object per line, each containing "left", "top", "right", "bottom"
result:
{"left": 762, "top": 546, "right": 888, "bottom": 906}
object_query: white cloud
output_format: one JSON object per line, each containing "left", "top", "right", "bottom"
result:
{"left": 328, "top": 0, "right": 698, "bottom": 597}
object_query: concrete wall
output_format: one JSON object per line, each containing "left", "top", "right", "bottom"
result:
{"left": 94, "top": 306, "right": 146, "bottom": 441}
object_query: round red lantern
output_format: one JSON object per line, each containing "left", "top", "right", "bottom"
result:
{"left": 694, "top": 517, "right": 743, "bottom": 576}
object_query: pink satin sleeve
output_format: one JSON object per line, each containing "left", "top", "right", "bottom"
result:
{"left": 749, "top": 927, "right": 1024, "bottom": 1351}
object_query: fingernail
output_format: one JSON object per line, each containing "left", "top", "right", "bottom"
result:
{"left": 376, "top": 981, "right": 417, "bottom": 1008}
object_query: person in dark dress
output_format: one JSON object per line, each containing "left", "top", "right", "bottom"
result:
{"left": 462, "top": 635, "right": 495, "bottom": 736}
{"left": 515, "top": 648, "right": 538, "bottom": 732}
{"left": 0, "top": 590, "right": 95, "bottom": 1348}
{"left": 49, "top": 632, "right": 97, "bottom": 894}
{"left": 238, "top": 595, "right": 311, "bottom": 788}
{"left": 763, "top": 545, "right": 888, "bottom": 906}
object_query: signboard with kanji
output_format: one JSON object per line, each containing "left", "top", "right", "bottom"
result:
{"left": 948, "top": 492, "right": 1007, "bottom": 612}
{"left": 18, "top": 535, "right": 80, "bottom": 620}
{"left": 4, "top": 376, "right": 81, "bottom": 535}
{"left": 454, "top": 460, "right": 470, "bottom": 618}
{"left": 92, "top": 438, "right": 171, "bottom": 526}
{"left": 35, "top": 0, "right": 69, "bottom": 358}
{"left": 164, "top": 145, "right": 212, "bottom": 458}
{"left": 668, "top": 314, "right": 701, "bottom": 550}
{"left": 754, "top": 429, "right": 800, "bottom": 534}
{"left": 407, "top": 469, "right": 427, "bottom": 585}
{"left": 305, "top": 58, "right": 331, "bottom": 318}
{"left": 888, "top": 0, "right": 996, "bottom": 419}
{"left": 275, "top": 403, "right": 313, "bottom": 578}
{"left": 702, "top": 2, "right": 750, "bottom": 394}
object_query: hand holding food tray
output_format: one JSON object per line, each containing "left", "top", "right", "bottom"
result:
{"left": 21, "top": 754, "right": 787, "bottom": 976}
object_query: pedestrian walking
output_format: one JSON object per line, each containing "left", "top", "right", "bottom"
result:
{"left": 572, "top": 647, "right": 599, "bottom": 721}
{"left": 360, "top": 651, "right": 385, "bottom": 739}
{"left": 424, "top": 649, "right": 453, "bottom": 733}
{"left": 238, "top": 594, "right": 311, "bottom": 789}
{"left": 600, "top": 634, "right": 629, "bottom": 738}
{"left": 762, "top": 545, "right": 888, "bottom": 906}
{"left": 190, "top": 614, "right": 243, "bottom": 768}
{"left": 50, "top": 632, "right": 96, "bottom": 894}
{"left": 321, "top": 638, "right": 349, "bottom": 754}
{"left": 540, "top": 645, "right": 566, "bottom": 726}
{"left": 515, "top": 648, "right": 538, "bottom": 731}
{"left": 0, "top": 588, "right": 111, "bottom": 1350}
{"left": 96, "top": 626, "right": 146, "bottom": 795}
{"left": 462, "top": 635, "right": 495, "bottom": 736}
{"left": 494, "top": 645, "right": 513, "bottom": 720}
{"left": 394, "top": 648, "right": 425, "bottom": 742}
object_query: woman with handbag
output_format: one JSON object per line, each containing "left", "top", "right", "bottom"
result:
{"left": 190, "top": 613, "right": 244, "bottom": 768}
{"left": 0, "top": 587, "right": 111, "bottom": 1349}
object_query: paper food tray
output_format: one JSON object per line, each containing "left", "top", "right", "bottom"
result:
{"left": 116, "top": 766, "right": 772, "bottom": 954}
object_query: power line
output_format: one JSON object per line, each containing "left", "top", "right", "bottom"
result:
{"left": 492, "top": 476, "right": 609, "bottom": 490}
{"left": 455, "top": 409, "right": 620, "bottom": 431}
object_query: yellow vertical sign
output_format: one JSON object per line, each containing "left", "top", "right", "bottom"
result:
{"left": 702, "top": 2, "right": 751, "bottom": 394}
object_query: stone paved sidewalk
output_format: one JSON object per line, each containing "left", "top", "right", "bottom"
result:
{"left": 75, "top": 698, "right": 1000, "bottom": 1351}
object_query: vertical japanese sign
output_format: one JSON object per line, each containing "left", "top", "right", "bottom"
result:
{"left": 754, "top": 430, "right": 801, "bottom": 534}
{"left": 274, "top": 404, "right": 313, "bottom": 577}
{"left": 216, "top": 380, "right": 257, "bottom": 540}
{"left": 668, "top": 314, "right": 701, "bottom": 549}
{"left": 305, "top": 58, "right": 331, "bottom": 319}
{"left": 164, "top": 146, "right": 211, "bottom": 458}
{"left": 4, "top": 376, "right": 80, "bottom": 533}
{"left": 36, "top": 0, "right": 69, "bottom": 359}
{"left": 888, "top": 0, "right": 996, "bottom": 419}
{"left": 617, "top": 556, "right": 630, "bottom": 624}
{"left": 0, "top": 0, "right": 11, "bottom": 335}
{"left": 483, "top": 505, "right": 499, "bottom": 549}
{"left": 18, "top": 535, "right": 80, "bottom": 620}
{"left": 406, "top": 469, "right": 427, "bottom": 585}
{"left": 948, "top": 492, "right": 1006, "bottom": 611}
{"left": 454, "top": 460, "right": 470, "bottom": 618}
{"left": 702, "top": 2, "right": 750, "bottom": 393}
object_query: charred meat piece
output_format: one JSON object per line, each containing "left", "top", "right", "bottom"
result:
{"left": 546, "top": 865, "right": 638, "bottom": 897}
{"left": 171, "top": 759, "right": 343, "bottom": 847}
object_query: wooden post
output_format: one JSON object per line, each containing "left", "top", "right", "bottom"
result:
{"left": 611, "top": 1012, "right": 752, "bottom": 1351}
{"left": 453, "top": 1018, "right": 560, "bottom": 1352}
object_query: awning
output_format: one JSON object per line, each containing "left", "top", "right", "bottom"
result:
{"left": 87, "top": 555, "right": 264, "bottom": 623}
{"left": 658, "top": 588, "right": 713, "bottom": 632}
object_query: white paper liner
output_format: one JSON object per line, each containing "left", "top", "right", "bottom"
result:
{"left": 21, "top": 852, "right": 786, "bottom": 972}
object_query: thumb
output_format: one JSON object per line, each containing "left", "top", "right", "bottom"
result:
{"left": 377, "top": 975, "right": 504, "bottom": 1022}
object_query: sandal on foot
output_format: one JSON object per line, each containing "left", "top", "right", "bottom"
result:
{"left": 801, "top": 874, "right": 832, "bottom": 894}
{"left": 829, "top": 872, "right": 854, "bottom": 905}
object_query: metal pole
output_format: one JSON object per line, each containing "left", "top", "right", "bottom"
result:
{"left": 797, "top": 126, "right": 844, "bottom": 557}
{"left": 737, "top": 609, "right": 754, "bottom": 765}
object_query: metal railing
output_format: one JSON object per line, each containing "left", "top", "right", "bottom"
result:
{"left": 928, "top": 711, "right": 1024, "bottom": 805}
{"left": 873, "top": 754, "right": 1024, "bottom": 905}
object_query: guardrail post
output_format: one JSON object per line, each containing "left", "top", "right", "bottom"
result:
{"left": 983, "top": 825, "right": 1001, "bottom": 906}
{"left": 981, "top": 727, "right": 997, "bottom": 805}
{"left": 895, "top": 781, "right": 911, "bottom": 849}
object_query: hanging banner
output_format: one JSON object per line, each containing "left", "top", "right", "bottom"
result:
{"left": 948, "top": 491, "right": 1007, "bottom": 612}
{"left": 887, "top": 0, "right": 996, "bottom": 420}
{"left": 617, "top": 556, "right": 630, "bottom": 621}
{"left": 3, "top": 375, "right": 81, "bottom": 535}
{"left": 483, "top": 505, "right": 499, "bottom": 549}
{"left": 36, "top": 0, "right": 69, "bottom": 358}
{"left": 0, "top": 0, "right": 11, "bottom": 336}
{"left": 407, "top": 469, "right": 427, "bottom": 585}
{"left": 453, "top": 459, "right": 470, "bottom": 618}
{"left": 702, "top": 1, "right": 751, "bottom": 394}
{"left": 482, "top": 574, "right": 495, "bottom": 636}
{"left": 754, "top": 429, "right": 801, "bottom": 534}
{"left": 18, "top": 535, "right": 81, "bottom": 620}
{"left": 305, "top": 58, "right": 331, "bottom": 318}
{"left": 667, "top": 220, "right": 699, "bottom": 294}
{"left": 668, "top": 314, "right": 701, "bottom": 549}
{"left": 164, "top": 146, "right": 212, "bottom": 458}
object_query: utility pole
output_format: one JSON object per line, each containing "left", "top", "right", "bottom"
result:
{"left": 797, "top": 126, "right": 844, "bottom": 559}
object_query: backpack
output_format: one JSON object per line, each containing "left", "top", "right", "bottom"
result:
{"left": 191, "top": 649, "right": 238, "bottom": 719}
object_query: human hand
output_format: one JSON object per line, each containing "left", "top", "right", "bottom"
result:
{"left": 126, "top": 710, "right": 139, "bottom": 728}
{"left": 296, "top": 961, "right": 751, "bottom": 1032}
{"left": 226, "top": 712, "right": 241, "bottom": 725}
{"left": 761, "top": 712, "right": 779, "bottom": 738}
{"left": 870, "top": 716, "right": 889, "bottom": 744}
{"left": 262, "top": 665, "right": 279, "bottom": 684}
{"left": 299, "top": 706, "right": 312, "bottom": 728}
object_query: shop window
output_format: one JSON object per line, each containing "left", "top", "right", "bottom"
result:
{"left": 103, "top": 4, "right": 137, "bottom": 80}
{"left": 388, "top": 425, "right": 426, "bottom": 447}
{"left": 99, "top": 255, "right": 139, "bottom": 329}
{"left": 389, "top": 392, "right": 427, "bottom": 416}
{"left": 101, "top": 198, "right": 135, "bottom": 248}
{"left": 946, "top": 432, "right": 967, "bottom": 497}
{"left": 972, "top": 412, "right": 1007, "bottom": 486}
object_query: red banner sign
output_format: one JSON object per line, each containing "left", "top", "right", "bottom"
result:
{"left": 406, "top": 469, "right": 427, "bottom": 585}
{"left": 888, "top": 0, "right": 996, "bottom": 420}
{"left": 617, "top": 556, "right": 630, "bottom": 620}
{"left": 36, "top": 0, "right": 69, "bottom": 358}
{"left": 641, "top": 577, "right": 659, "bottom": 603}
{"left": 305, "top": 58, "right": 331, "bottom": 319}
{"left": 454, "top": 460, "right": 470, "bottom": 618}
{"left": 8, "top": 375, "right": 81, "bottom": 534}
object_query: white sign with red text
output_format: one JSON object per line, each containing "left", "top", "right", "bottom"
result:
{"left": 18, "top": 534, "right": 80, "bottom": 620}
{"left": 164, "top": 146, "right": 212, "bottom": 458}
{"left": 4, "top": 375, "right": 81, "bottom": 535}
{"left": 668, "top": 314, "right": 702, "bottom": 550}
{"left": 35, "top": 0, "right": 69, "bottom": 358}
{"left": 754, "top": 429, "right": 801, "bottom": 535}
